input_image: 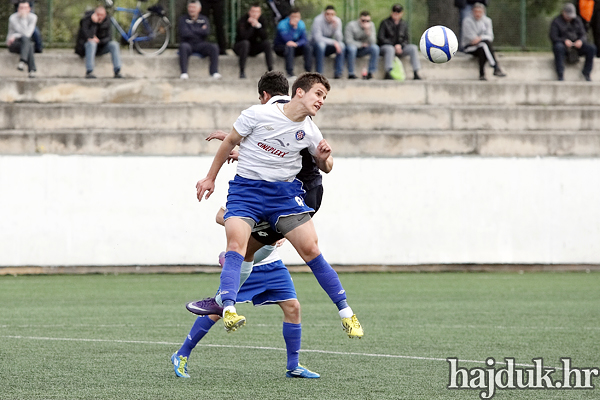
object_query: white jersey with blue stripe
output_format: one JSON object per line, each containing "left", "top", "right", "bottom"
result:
{"left": 233, "top": 102, "right": 324, "bottom": 182}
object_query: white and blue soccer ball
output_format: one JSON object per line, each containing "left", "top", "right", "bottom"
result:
{"left": 419, "top": 26, "right": 458, "bottom": 64}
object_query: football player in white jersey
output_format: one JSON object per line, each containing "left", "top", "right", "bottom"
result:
{"left": 195, "top": 73, "right": 363, "bottom": 339}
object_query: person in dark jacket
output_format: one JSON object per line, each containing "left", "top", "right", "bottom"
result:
{"left": 178, "top": 0, "right": 221, "bottom": 79}
{"left": 377, "top": 4, "right": 421, "bottom": 80}
{"left": 75, "top": 6, "right": 122, "bottom": 79}
{"left": 550, "top": 3, "right": 596, "bottom": 81}
{"left": 233, "top": 4, "right": 273, "bottom": 79}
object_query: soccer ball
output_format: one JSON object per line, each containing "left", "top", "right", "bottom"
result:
{"left": 419, "top": 26, "right": 458, "bottom": 64}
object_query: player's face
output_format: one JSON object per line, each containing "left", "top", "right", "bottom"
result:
{"left": 299, "top": 83, "right": 328, "bottom": 116}
{"left": 248, "top": 6, "right": 261, "bottom": 20}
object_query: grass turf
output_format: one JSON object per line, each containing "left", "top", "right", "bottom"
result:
{"left": 1, "top": 272, "right": 599, "bottom": 399}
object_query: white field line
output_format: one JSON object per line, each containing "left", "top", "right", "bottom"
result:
{"left": 1, "top": 334, "right": 563, "bottom": 370}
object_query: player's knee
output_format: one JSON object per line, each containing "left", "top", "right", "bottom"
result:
{"left": 281, "top": 300, "right": 301, "bottom": 322}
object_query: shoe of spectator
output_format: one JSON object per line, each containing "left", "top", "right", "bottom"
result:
{"left": 28, "top": 71, "right": 36, "bottom": 78}
{"left": 348, "top": 74, "right": 357, "bottom": 79}
{"left": 239, "top": 71, "right": 246, "bottom": 79}
{"left": 114, "top": 71, "right": 123, "bottom": 79}
{"left": 86, "top": 71, "right": 97, "bottom": 79}
{"left": 212, "top": 72, "right": 222, "bottom": 80}
{"left": 413, "top": 71, "right": 422, "bottom": 80}
{"left": 583, "top": 72, "right": 591, "bottom": 81}
{"left": 479, "top": 75, "right": 487, "bottom": 81}
{"left": 180, "top": 73, "right": 189, "bottom": 80}
{"left": 219, "top": 49, "right": 227, "bottom": 55}
{"left": 493, "top": 67, "right": 506, "bottom": 77}
{"left": 334, "top": 74, "right": 341, "bottom": 79}
{"left": 384, "top": 71, "right": 393, "bottom": 80}
{"left": 17, "top": 61, "right": 26, "bottom": 71}
{"left": 364, "top": 72, "right": 373, "bottom": 80}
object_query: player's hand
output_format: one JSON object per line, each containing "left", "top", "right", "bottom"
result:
{"left": 196, "top": 177, "right": 215, "bottom": 202}
{"left": 206, "top": 130, "right": 228, "bottom": 141}
{"left": 315, "top": 139, "right": 332, "bottom": 160}
{"left": 227, "top": 149, "right": 239, "bottom": 163}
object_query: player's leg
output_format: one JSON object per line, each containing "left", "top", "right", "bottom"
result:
{"left": 171, "top": 314, "right": 220, "bottom": 378}
{"left": 220, "top": 216, "right": 252, "bottom": 331}
{"left": 279, "top": 216, "right": 363, "bottom": 338}
{"left": 279, "top": 300, "right": 318, "bottom": 378}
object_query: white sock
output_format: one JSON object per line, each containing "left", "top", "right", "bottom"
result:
{"left": 223, "top": 305, "right": 236, "bottom": 317}
{"left": 338, "top": 306, "right": 353, "bottom": 319}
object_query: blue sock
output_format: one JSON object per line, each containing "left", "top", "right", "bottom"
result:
{"left": 306, "top": 254, "right": 347, "bottom": 304}
{"left": 178, "top": 316, "right": 216, "bottom": 358}
{"left": 219, "top": 251, "right": 244, "bottom": 305}
{"left": 283, "top": 322, "right": 301, "bottom": 370}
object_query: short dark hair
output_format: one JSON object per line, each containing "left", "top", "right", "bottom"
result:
{"left": 360, "top": 10, "right": 370, "bottom": 17}
{"left": 289, "top": 7, "right": 300, "bottom": 14}
{"left": 392, "top": 4, "right": 403, "bottom": 12}
{"left": 258, "top": 71, "right": 289, "bottom": 97}
{"left": 249, "top": 3, "right": 261, "bottom": 9}
{"left": 325, "top": 5, "right": 335, "bottom": 11}
{"left": 291, "top": 72, "right": 330, "bottom": 98}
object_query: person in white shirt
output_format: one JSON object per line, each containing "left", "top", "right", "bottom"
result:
{"left": 195, "top": 72, "right": 364, "bottom": 340}
{"left": 6, "top": 0, "right": 37, "bottom": 77}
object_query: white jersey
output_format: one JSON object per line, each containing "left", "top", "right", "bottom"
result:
{"left": 233, "top": 102, "right": 323, "bottom": 182}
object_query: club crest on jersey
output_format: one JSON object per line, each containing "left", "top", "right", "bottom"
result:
{"left": 295, "top": 130, "right": 305, "bottom": 141}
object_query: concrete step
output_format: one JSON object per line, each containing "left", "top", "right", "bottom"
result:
{"left": 2, "top": 78, "right": 600, "bottom": 106}
{"left": 0, "top": 49, "right": 594, "bottom": 82}
{"left": 2, "top": 128, "right": 599, "bottom": 157}
{"left": 2, "top": 103, "right": 600, "bottom": 131}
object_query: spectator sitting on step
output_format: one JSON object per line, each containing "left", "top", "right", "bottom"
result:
{"left": 311, "top": 5, "right": 345, "bottom": 79}
{"left": 6, "top": 0, "right": 37, "bottom": 78}
{"left": 75, "top": 6, "right": 123, "bottom": 79}
{"left": 461, "top": 2, "right": 506, "bottom": 80}
{"left": 344, "top": 10, "right": 379, "bottom": 80}
{"left": 273, "top": 8, "right": 312, "bottom": 78}
{"left": 9, "top": 0, "right": 43, "bottom": 53}
{"left": 550, "top": 3, "right": 596, "bottom": 81}
{"left": 377, "top": 4, "right": 422, "bottom": 80}
{"left": 233, "top": 3, "right": 273, "bottom": 79}
{"left": 178, "top": 0, "right": 221, "bottom": 80}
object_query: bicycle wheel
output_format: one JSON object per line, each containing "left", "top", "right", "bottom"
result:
{"left": 131, "top": 13, "right": 170, "bottom": 56}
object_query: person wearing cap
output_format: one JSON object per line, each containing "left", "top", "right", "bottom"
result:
{"left": 550, "top": 3, "right": 596, "bottom": 81}
{"left": 461, "top": 2, "right": 506, "bottom": 80}
{"left": 377, "top": 4, "right": 422, "bottom": 80}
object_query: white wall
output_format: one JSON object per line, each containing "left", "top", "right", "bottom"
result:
{"left": 1, "top": 155, "right": 599, "bottom": 266}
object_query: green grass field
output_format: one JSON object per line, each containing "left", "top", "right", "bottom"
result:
{"left": 1, "top": 272, "right": 599, "bottom": 399}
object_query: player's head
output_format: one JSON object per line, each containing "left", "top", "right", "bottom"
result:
{"left": 257, "top": 71, "right": 289, "bottom": 104}
{"left": 291, "top": 72, "right": 330, "bottom": 116}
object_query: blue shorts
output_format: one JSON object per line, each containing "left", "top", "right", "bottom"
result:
{"left": 236, "top": 260, "right": 297, "bottom": 306}
{"left": 224, "top": 175, "right": 314, "bottom": 231}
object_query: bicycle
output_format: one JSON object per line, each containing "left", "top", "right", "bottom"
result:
{"left": 105, "top": 0, "right": 171, "bottom": 56}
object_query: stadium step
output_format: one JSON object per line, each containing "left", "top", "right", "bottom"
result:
{"left": 2, "top": 77, "right": 600, "bottom": 106}
{"left": 0, "top": 49, "right": 594, "bottom": 81}
{"left": 2, "top": 102, "right": 600, "bottom": 132}
{"left": 2, "top": 128, "right": 599, "bottom": 157}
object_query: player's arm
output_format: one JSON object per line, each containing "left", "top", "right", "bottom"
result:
{"left": 196, "top": 128, "right": 243, "bottom": 201}
{"left": 314, "top": 139, "right": 333, "bottom": 173}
